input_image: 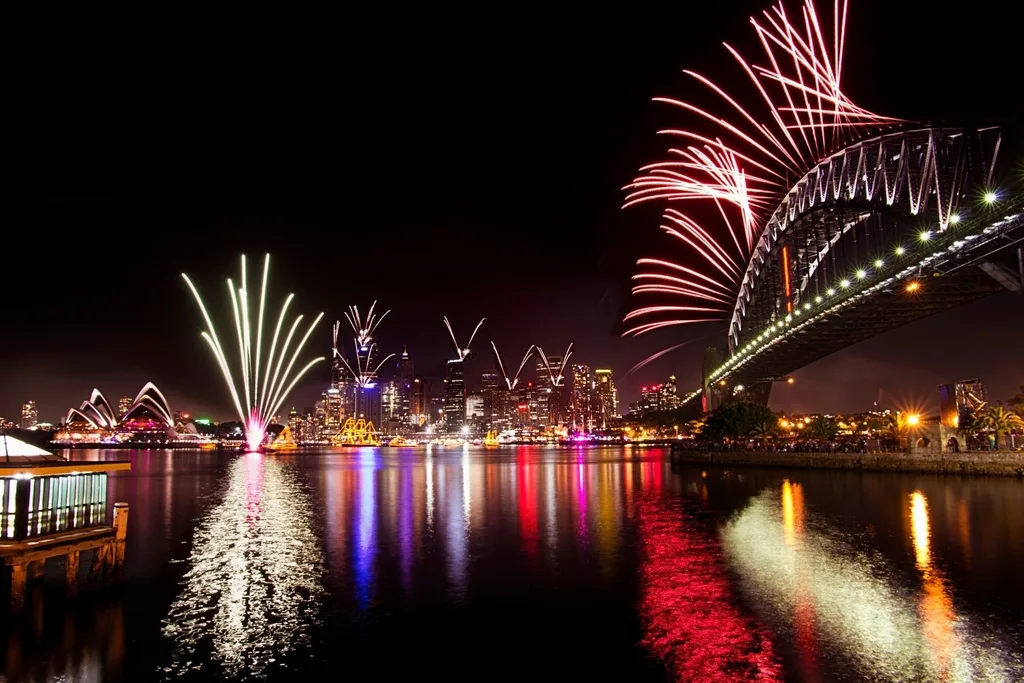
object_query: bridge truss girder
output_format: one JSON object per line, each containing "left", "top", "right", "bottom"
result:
{"left": 730, "top": 127, "right": 1004, "bottom": 351}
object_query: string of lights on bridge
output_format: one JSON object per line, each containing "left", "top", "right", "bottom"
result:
{"left": 706, "top": 190, "right": 1017, "bottom": 388}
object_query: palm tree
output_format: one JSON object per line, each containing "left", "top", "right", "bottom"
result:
{"left": 977, "top": 406, "right": 1024, "bottom": 450}
{"left": 957, "top": 413, "right": 980, "bottom": 450}
{"left": 751, "top": 420, "right": 777, "bottom": 442}
{"left": 807, "top": 415, "right": 838, "bottom": 441}
{"left": 883, "top": 412, "right": 914, "bottom": 451}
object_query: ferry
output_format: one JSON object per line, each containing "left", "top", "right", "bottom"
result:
{"left": 387, "top": 436, "right": 417, "bottom": 447}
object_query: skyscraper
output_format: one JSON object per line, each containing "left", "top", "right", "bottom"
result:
{"left": 397, "top": 346, "right": 414, "bottom": 424}
{"left": 356, "top": 383, "right": 382, "bottom": 427}
{"left": 317, "top": 387, "right": 344, "bottom": 436}
{"left": 535, "top": 356, "right": 568, "bottom": 427}
{"left": 481, "top": 369, "right": 502, "bottom": 430}
{"left": 570, "top": 365, "right": 593, "bottom": 431}
{"left": 593, "top": 369, "right": 618, "bottom": 427}
{"left": 444, "top": 359, "right": 466, "bottom": 430}
{"left": 411, "top": 376, "right": 429, "bottom": 426}
{"left": 19, "top": 400, "right": 38, "bottom": 430}
{"left": 658, "top": 376, "right": 680, "bottom": 411}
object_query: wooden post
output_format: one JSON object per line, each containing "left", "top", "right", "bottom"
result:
{"left": 101, "top": 543, "right": 114, "bottom": 586}
{"left": 112, "top": 502, "right": 129, "bottom": 578}
{"left": 27, "top": 560, "right": 45, "bottom": 582}
{"left": 87, "top": 545, "right": 106, "bottom": 586}
{"left": 66, "top": 551, "right": 80, "bottom": 596}
{"left": 10, "top": 564, "right": 27, "bottom": 615}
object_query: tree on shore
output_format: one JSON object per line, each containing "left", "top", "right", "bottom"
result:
{"left": 751, "top": 420, "right": 778, "bottom": 440}
{"left": 883, "top": 412, "right": 913, "bottom": 450}
{"left": 977, "top": 406, "right": 1024, "bottom": 450}
{"left": 806, "top": 415, "right": 839, "bottom": 441}
{"left": 701, "top": 402, "right": 777, "bottom": 442}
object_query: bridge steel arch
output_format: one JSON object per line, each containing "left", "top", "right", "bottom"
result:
{"left": 702, "top": 125, "right": 1023, "bottom": 402}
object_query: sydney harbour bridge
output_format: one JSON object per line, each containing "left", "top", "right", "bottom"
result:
{"left": 704, "top": 126, "right": 1023, "bottom": 408}
{"left": 623, "top": 0, "right": 1023, "bottom": 410}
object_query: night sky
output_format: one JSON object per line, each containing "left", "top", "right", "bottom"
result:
{"left": 4, "top": 2, "right": 1022, "bottom": 423}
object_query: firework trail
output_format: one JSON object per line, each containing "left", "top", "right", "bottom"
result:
{"left": 624, "top": 0, "right": 902, "bottom": 336}
{"left": 183, "top": 254, "right": 325, "bottom": 451}
{"left": 443, "top": 316, "right": 485, "bottom": 361}
{"left": 343, "top": 301, "right": 390, "bottom": 348}
{"left": 536, "top": 343, "right": 574, "bottom": 387}
{"left": 624, "top": 339, "right": 702, "bottom": 379}
{"left": 491, "top": 342, "right": 536, "bottom": 390}
{"left": 334, "top": 340, "right": 395, "bottom": 388}
{"left": 334, "top": 303, "right": 395, "bottom": 387}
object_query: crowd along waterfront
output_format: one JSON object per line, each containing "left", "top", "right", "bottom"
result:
{"left": 2, "top": 446, "right": 1023, "bottom": 682}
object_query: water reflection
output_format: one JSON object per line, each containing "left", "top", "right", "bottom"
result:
{"left": 910, "top": 491, "right": 960, "bottom": 678}
{"left": 355, "top": 450, "right": 377, "bottom": 609}
{"left": 781, "top": 480, "right": 820, "bottom": 682}
{"left": 162, "top": 454, "right": 325, "bottom": 678}
{"left": 636, "top": 483, "right": 783, "bottom": 681}
{"left": 722, "top": 485, "right": 1022, "bottom": 681}
{"left": 11, "top": 449, "right": 1024, "bottom": 681}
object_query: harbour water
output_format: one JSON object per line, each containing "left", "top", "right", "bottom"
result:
{"left": 3, "top": 447, "right": 1024, "bottom": 681}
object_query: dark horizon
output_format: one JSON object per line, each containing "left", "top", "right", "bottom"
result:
{"left": 4, "top": 0, "right": 1022, "bottom": 423}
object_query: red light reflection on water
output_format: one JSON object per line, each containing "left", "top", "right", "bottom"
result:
{"left": 517, "top": 451, "right": 539, "bottom": 557}
{"left": 637, "top": 492, "right": 782, "bottom": 682}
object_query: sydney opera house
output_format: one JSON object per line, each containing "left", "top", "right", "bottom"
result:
{"left": 54, "top": 382, "right": 206, "bottom": 445}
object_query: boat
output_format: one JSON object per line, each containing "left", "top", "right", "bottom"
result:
{"left": 266, "top": 426, "right": 298, "bottom": 451}
{"left": 484, "top": 430, "right": 500, "bottom": 447}
{"left": 388, "top": 436, "right": 416, "bottom": 447}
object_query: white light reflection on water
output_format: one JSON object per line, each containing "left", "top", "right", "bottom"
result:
{"left": 162, "top": 454, "right": 325, "bottom": 678}
{"left": 722, "top": 489, "right": 1023, "bottom": 682}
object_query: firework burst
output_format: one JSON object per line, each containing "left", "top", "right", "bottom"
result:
{"left": 537, "top": 343, "right": 574, "bottom": 387}
{"left": 443, "top": 316, "right": 485, "bottom": 361}
{"left": 491, "top": 342, "right": 536, "bottom": 390}
{"left": 183, "top": 254, "right": 325, "bottom": 451}
{"left": 343, "top": 301, "right": 390, "bottom": 347}
{"left": 333, "top": 304, "right": 395, "bottom": 387}
{"left": 624, "top": 0, "right": 903, "bottom": 337}
{"left": 334, "top": 341, "right": 395, "bottom": 388}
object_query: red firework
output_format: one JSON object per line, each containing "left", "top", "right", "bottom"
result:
{"left": 624, "top": 0, "right": 903, "bottom": 336}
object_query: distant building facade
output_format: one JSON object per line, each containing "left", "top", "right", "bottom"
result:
{"left": 19, "top": 400, "right": 38, "bottom": 430}
{"left": 593, "top": 368, "right": 618, "bottom": 427}
{"left": 444, "top": 360, "right": 466, "bottom": 430}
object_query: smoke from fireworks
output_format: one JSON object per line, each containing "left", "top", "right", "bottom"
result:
{"left": 443, "top": 316, "right": 485, "bottom": 361}
{"left": 537, "top": 343, "right": 574, "bottom": 387}
{"left": 491, "top": 342, "right": 536, "bottom": 390}
{"left": 624, "top": 0, "right": 902, "bottom": 336}
{"left": 183, "top": 254, "right": 325, "bottom": 451}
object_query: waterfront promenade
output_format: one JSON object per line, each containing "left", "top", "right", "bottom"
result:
{"left": 672, "top": 449, "right": 1024, "bottom": 476}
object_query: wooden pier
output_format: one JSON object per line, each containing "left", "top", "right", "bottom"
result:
{"left": 0, "top": 452, "right": 131, "bottom": 614}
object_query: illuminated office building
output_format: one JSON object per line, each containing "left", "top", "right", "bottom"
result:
{"left": 444, "top": 360, "right": 466, "bottom": 430}
{"left": 593, "top": 368, "right": 618, "bottom": 427}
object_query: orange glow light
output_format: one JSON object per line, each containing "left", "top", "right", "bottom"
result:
{"left": 906, "top": 281, "right": 920, "bottom": 293}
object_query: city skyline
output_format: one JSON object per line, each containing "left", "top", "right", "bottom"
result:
{"left": 4, "top": 0, "right": 1022, "bottom": 422}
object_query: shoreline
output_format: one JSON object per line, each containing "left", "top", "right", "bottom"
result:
{"left": 671, "top": 449, "right": 1024, "bottom": 477}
